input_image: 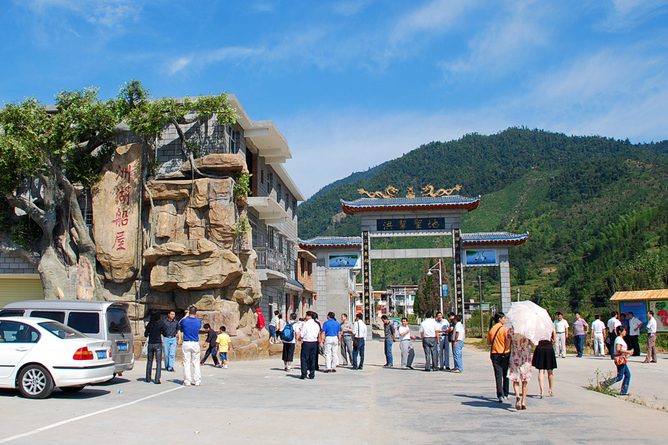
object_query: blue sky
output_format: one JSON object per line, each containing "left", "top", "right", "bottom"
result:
{"left": 2, "top": 0, "right": 668, "bottom": 199}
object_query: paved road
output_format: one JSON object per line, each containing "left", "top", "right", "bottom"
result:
{"left": 0, "top": 338, "right": 666, "bottom": 444}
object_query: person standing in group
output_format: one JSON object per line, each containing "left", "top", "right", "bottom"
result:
{"left": 216, "top": 326, "right": 231, "bottom": 369}
{"left": 252, "top": 308, "right": 265, "bottom": 339}
{"left": 381, "top": 315, "right": 396, "bottom": 368}
{"left": 447, "top": 313, "right": 457, "bottom": 368}
{"left": 590, "top": 315, "right": 607, "bottom": 357}
{"left": 452, "top": 314, "right": 465, "bottom": 373}
{"left": 487, "top": 312, "right": 510, "bottom": 402}
{"left": 607, "top": 312, "right": 621, "bottom": 358}
{"left": 298, "top": 311, "right": 320, "bottom": 379}
{"left": 603, "top": 326, "right": 632, "bottom": 395}
{"left": 398, "top": 317, "right": 415, "bottom": 369}
{"left": 200, "top": 323, "right": 219, "bottom": 367}
{"left": 269, "top": 310, "right": 280, "bottom": 344}
{"left": 553, "top": 312, "right": 569, "bottom": 358}
{"left": 339, "top": 313, "right": 354, "bottom": 367}
{"left": 643, "top": 310, "right": 658, "bottom": 363}
{"left": 620, "top": 313, "right": 629, "bottom": 346}
{"left": 313, "top": 312, "right": 323, "bottom": 371}
{"left": 419, "top": 311, "right": 439, "bottom": 371}
{"left": 572, "top": 312, "right": 589, "bottom": 358}
{"left": 160, "top": 310, "right": 179, "bottom": 372}
{"left": 144, "top": 310, "right": 163, "bottom": 384}
{"left": 282, "top": 314, "right": 297, "bottom": 371}
{"left": 179, "top": 306, "right": 202, "bottom": 387}
{"left": 508, "top": 328, "right": 533, "bottom": 410}
{"left": 532, "top": 325, "right": 557, "bottom": 397}
{"left": 352, "top": 313, "right": 367, "bottom": 370}
{"left": 321, "top": 312, "right": 342, "bottom": 372}
{"left": 627, "top": 312, "right": 643, "bottom": 357}
{"left": 435, "top": 312, "right": 450, "bottom": 371}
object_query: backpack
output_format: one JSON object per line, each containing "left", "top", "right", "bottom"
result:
{"left": 282, "top": 322, "right": 295, "bottom": 342}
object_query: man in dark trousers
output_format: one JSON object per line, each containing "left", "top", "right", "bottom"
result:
{"left": 298, "top": 311, "right": 320, "bottom": 379}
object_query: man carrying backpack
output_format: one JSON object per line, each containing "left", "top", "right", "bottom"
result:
{"left": 282, "top": 313, "right": 297, "bottom": 371}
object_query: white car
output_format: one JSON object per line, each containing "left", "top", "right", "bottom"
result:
{"left": 0, "top": 317, "right": 115, "bottom": 398}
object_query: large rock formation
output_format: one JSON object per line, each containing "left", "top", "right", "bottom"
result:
{"left": 93, "top": 145, "right": 265, "bottom": 356}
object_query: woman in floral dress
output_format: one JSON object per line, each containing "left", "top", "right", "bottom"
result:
{"left": 508, "top": 328, "right": 533, "bottom": 410}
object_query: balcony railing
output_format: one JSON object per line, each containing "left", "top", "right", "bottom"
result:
{"left": 256, "top": 247, "right": 295, "bottom": 278}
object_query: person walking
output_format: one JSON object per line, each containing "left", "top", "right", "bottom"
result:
{"left": 144, "top": 310, "right": 163, "bottom": 384}
{"left": 160, "top": 310, "right": 179, "bottom": 372}
{"left": 398, "top": 317, "right": 415, "bottom": 369}
{"left": 607, "top": 312, "right": 621, "bottom": 358}
{"left": 452, "top": 314, "right": 465, "bottom": 373}
{"left": 419, "top": 311, "right": 439, "bottom": 371}
{"left": 643, "top": 310, "right": 658, "bottom": 363}
{"left": 269, "top": 310, "right": 280, "bottom": 344}
{"left": 321, "top": 312, "right": 342, "bottom": 372}
{"left": 381, "top": 315, "right": 396, "bottom": 368}
{"left": 200, "top": 323, "right": 219, "bottom": 367}
{"left": 352, "top": 313, "right": 367, "bottom": 370}
{"left": 553, "top": 312, "right": 569, "bottom": 358}
{"left": 298, "top": 311, "right": 320, "bottom": 380}
{"left": 627, "top": 312, "right": 643, "bottom": 357}
{"left": 179, "top": 306, "right": 202, "bottom": 387}
{"left": 591, "top": 315, "right": 607, "bottom": 356}
{"left": 603, "top": 326, "right": 632, "bottom": 395}
{"left": 339, "top": 313, "right": 354, "bottom": 367}
{"left": 532, "top": 326, "right": 557, "bottom": 397}
{"left": 282, "top": 314, "right": 297, "bottom": 371}
{"left": 508, "top": 328, "right": 533, "bottom": 410}
{"left": 487, "top": 312, "right": 510, "bottom": 402}
{"left": 436, "top": 312, "right": 450, "bottom": 371}
{"left": 572, "top": 312, "right": 589, "bottom": 357}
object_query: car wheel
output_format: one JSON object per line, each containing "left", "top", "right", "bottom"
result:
{"left": 60, "top": 386, "right": 85, "bottom": 393}
{"left": 18, "top": 365, "right": 54, "bottom": 399}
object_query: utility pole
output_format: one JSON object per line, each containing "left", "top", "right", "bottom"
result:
{"left": 477, "top": 274, "right": 486, "bottom": 338}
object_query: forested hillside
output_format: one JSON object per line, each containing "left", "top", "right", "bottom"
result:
{"left": 297, "top": 128, "right": 668, "bottom": 316}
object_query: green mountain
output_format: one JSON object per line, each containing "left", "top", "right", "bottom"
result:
{"left": 298, "top": 128, "right": 668, "bottom": 316}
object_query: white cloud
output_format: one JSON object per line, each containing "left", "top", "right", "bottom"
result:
{"left": 392, "top": 0, "right": 477, "bottom": 42}
{"left": 598, "top": 0, "right": 668, "bottom": 32}
{"left": 331, "top": 0, "right": 375, "bottom": 16}
{"left": 19, "top": 0, "right": 141, "bottom": 29}
{"left": 167, "top": 47, "right": 263, "bottom": 76}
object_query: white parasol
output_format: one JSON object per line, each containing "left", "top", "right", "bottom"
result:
{"left": 506, "top": 300, "right": 554, "bottom": 344}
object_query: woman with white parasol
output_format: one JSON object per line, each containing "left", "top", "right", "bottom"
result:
{"left": 506, "top": 301, "right": 557, "bottom": 399}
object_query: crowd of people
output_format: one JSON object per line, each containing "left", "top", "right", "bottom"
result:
{"left": 141, "top": 306, "right": 659, "bottom": 402}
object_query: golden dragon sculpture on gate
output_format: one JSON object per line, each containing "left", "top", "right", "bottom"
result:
{"left": 357, "top": 185, "right": 399, "bottom": 199}
{"left": 421, "top": 184, "right": 462, "bottom": 197}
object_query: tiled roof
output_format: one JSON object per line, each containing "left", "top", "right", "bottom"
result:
{"left": 298, "top": 236, "right": 362, "bottom": 250}
{"left": 462, "top": 232, "right": 529, "bottom": 246}
{"left": 341, "top": 195, "right": 481, "bottom": 215}
{"left": 611, "top": 289, "right": 668, "bottom": 301}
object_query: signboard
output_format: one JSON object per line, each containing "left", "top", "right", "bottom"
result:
{"left": 376, "top": 217, "right": 445, "bottom": 232}
{"left": 648, "top": 300, "right": 668, "bottom": 333}
{"left": 362, "top": 232, "right": 371, "bottom": 325}
{"left": 463, "top": 249, "right": 498, "bottom": 266}
{"left": 454, "top": 229, "right": 463, "bottom": 315}
{"left": 328, "top": 253, "right": 360, "bottom": 268}
{"left": 619, "top": 301, "right": 648, "bottom": 333}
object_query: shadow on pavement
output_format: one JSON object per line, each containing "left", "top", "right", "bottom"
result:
{"left": 454, "top": 394, "right": 512, "bottom": 410}
{"left": 51, "top": 388, "right": 111, "bottom": 399}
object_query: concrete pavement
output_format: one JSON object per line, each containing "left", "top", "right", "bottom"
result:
{"left": 0, "top": 337, "right": 666, "bottom": 444}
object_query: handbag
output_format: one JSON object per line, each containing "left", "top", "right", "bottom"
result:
{"left": 141, "top": 339, "right": 149, "bottom": 357}
{"left": 614, "top": 354, "right": 627, "bottom": 366}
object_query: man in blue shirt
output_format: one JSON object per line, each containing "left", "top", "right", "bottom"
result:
{"left": 179, "top": 306, "right": 202, "bottom": 386}
{"left": 320, "top": 312, "right": 342, "bottom": 372}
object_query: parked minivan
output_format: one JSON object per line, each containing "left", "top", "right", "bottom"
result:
{"left": 0, "top": 300, "right": 134, "bottom": 377}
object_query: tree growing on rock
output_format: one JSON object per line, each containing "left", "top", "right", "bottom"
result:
{"left": 0, "top": 80, "right": 237, "bottom": 299}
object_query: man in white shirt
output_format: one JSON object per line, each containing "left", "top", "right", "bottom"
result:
{"left": 398, "top": 317, "right": 415, "bottom": 370}
{"left": 643, "top": 310, "right": 658, "bottom": 363}
{"left": 627, "top": 312, "right": 643, "bottom": 357}
{"left": 435, "top": 312, "right": 450, "bottom": 370}
{"left": 352, "top": 313, "right": 367, "bottom": 370}
{"left": 590, "top": 314, "right": 607, "bottom": 356}
{"left": 553, "top": 312, "right": 569, "bottom": 358}
{"left": 298, "top": 311, "right": 321, "bottom": 379}
{"left": 607, "top": 312, "right": 621, "bottom": 358}
{"left": 419, "top": 311, "right": 439, "bottom": 371}
{"left": 452, "top": 314, "right": 465, "bottom": 373}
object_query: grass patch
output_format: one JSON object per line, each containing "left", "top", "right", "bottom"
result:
{"left": 586, "top": 368, "right": 620, "bottom": 396}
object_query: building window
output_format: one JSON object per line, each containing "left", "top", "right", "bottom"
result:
{"left": 261, "top": 169, "right": 264, "bottom": 184}
{"left": 227, "top": 126, "right": 238, "bottom": 154}
{"left": 277, "top": 183, "right": 282, "bottom": 202}
{"left": 268, "top": 172, "right": 274, "bottom": 191}
{"left": 85, "top": 209, "right": 93, "bottom": 227}
{"left": 268, "top": 227, "right": 275, "bottom": 249}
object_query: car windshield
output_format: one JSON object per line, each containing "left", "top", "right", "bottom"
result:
{"left": 107, "top": 308, "right": 132, "bottom": 334}
{"left": 39, "top": 321, "right": 86, "bottom": 339}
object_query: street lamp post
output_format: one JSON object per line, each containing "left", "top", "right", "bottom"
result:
{"left": 426, "top": 259, "right": 444, "bottom": 315}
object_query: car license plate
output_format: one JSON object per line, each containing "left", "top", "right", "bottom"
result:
{"left": 97, "top": 350, "right": 107, "bottom": 359}
{"left": 118, "top": 343, "right": 127, "bottom": 351}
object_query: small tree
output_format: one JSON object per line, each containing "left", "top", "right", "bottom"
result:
{"left": 0, "top": 81, "right": 237, "bottom": 299}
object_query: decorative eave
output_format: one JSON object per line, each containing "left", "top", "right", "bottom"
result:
{"left": 298, "top": 236, "right": 362, "bottom": 250}
{"left": 340, "top": 195, "right": 481, "bottom": 215}
{"left": 462, "top": 232, "right": 529, "bottom": 246}
{"left": 298, "top": 249, "right": 318, "bottom": 263}
{"left": 611, "top": 289, "right": 668, "bottom": 301}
